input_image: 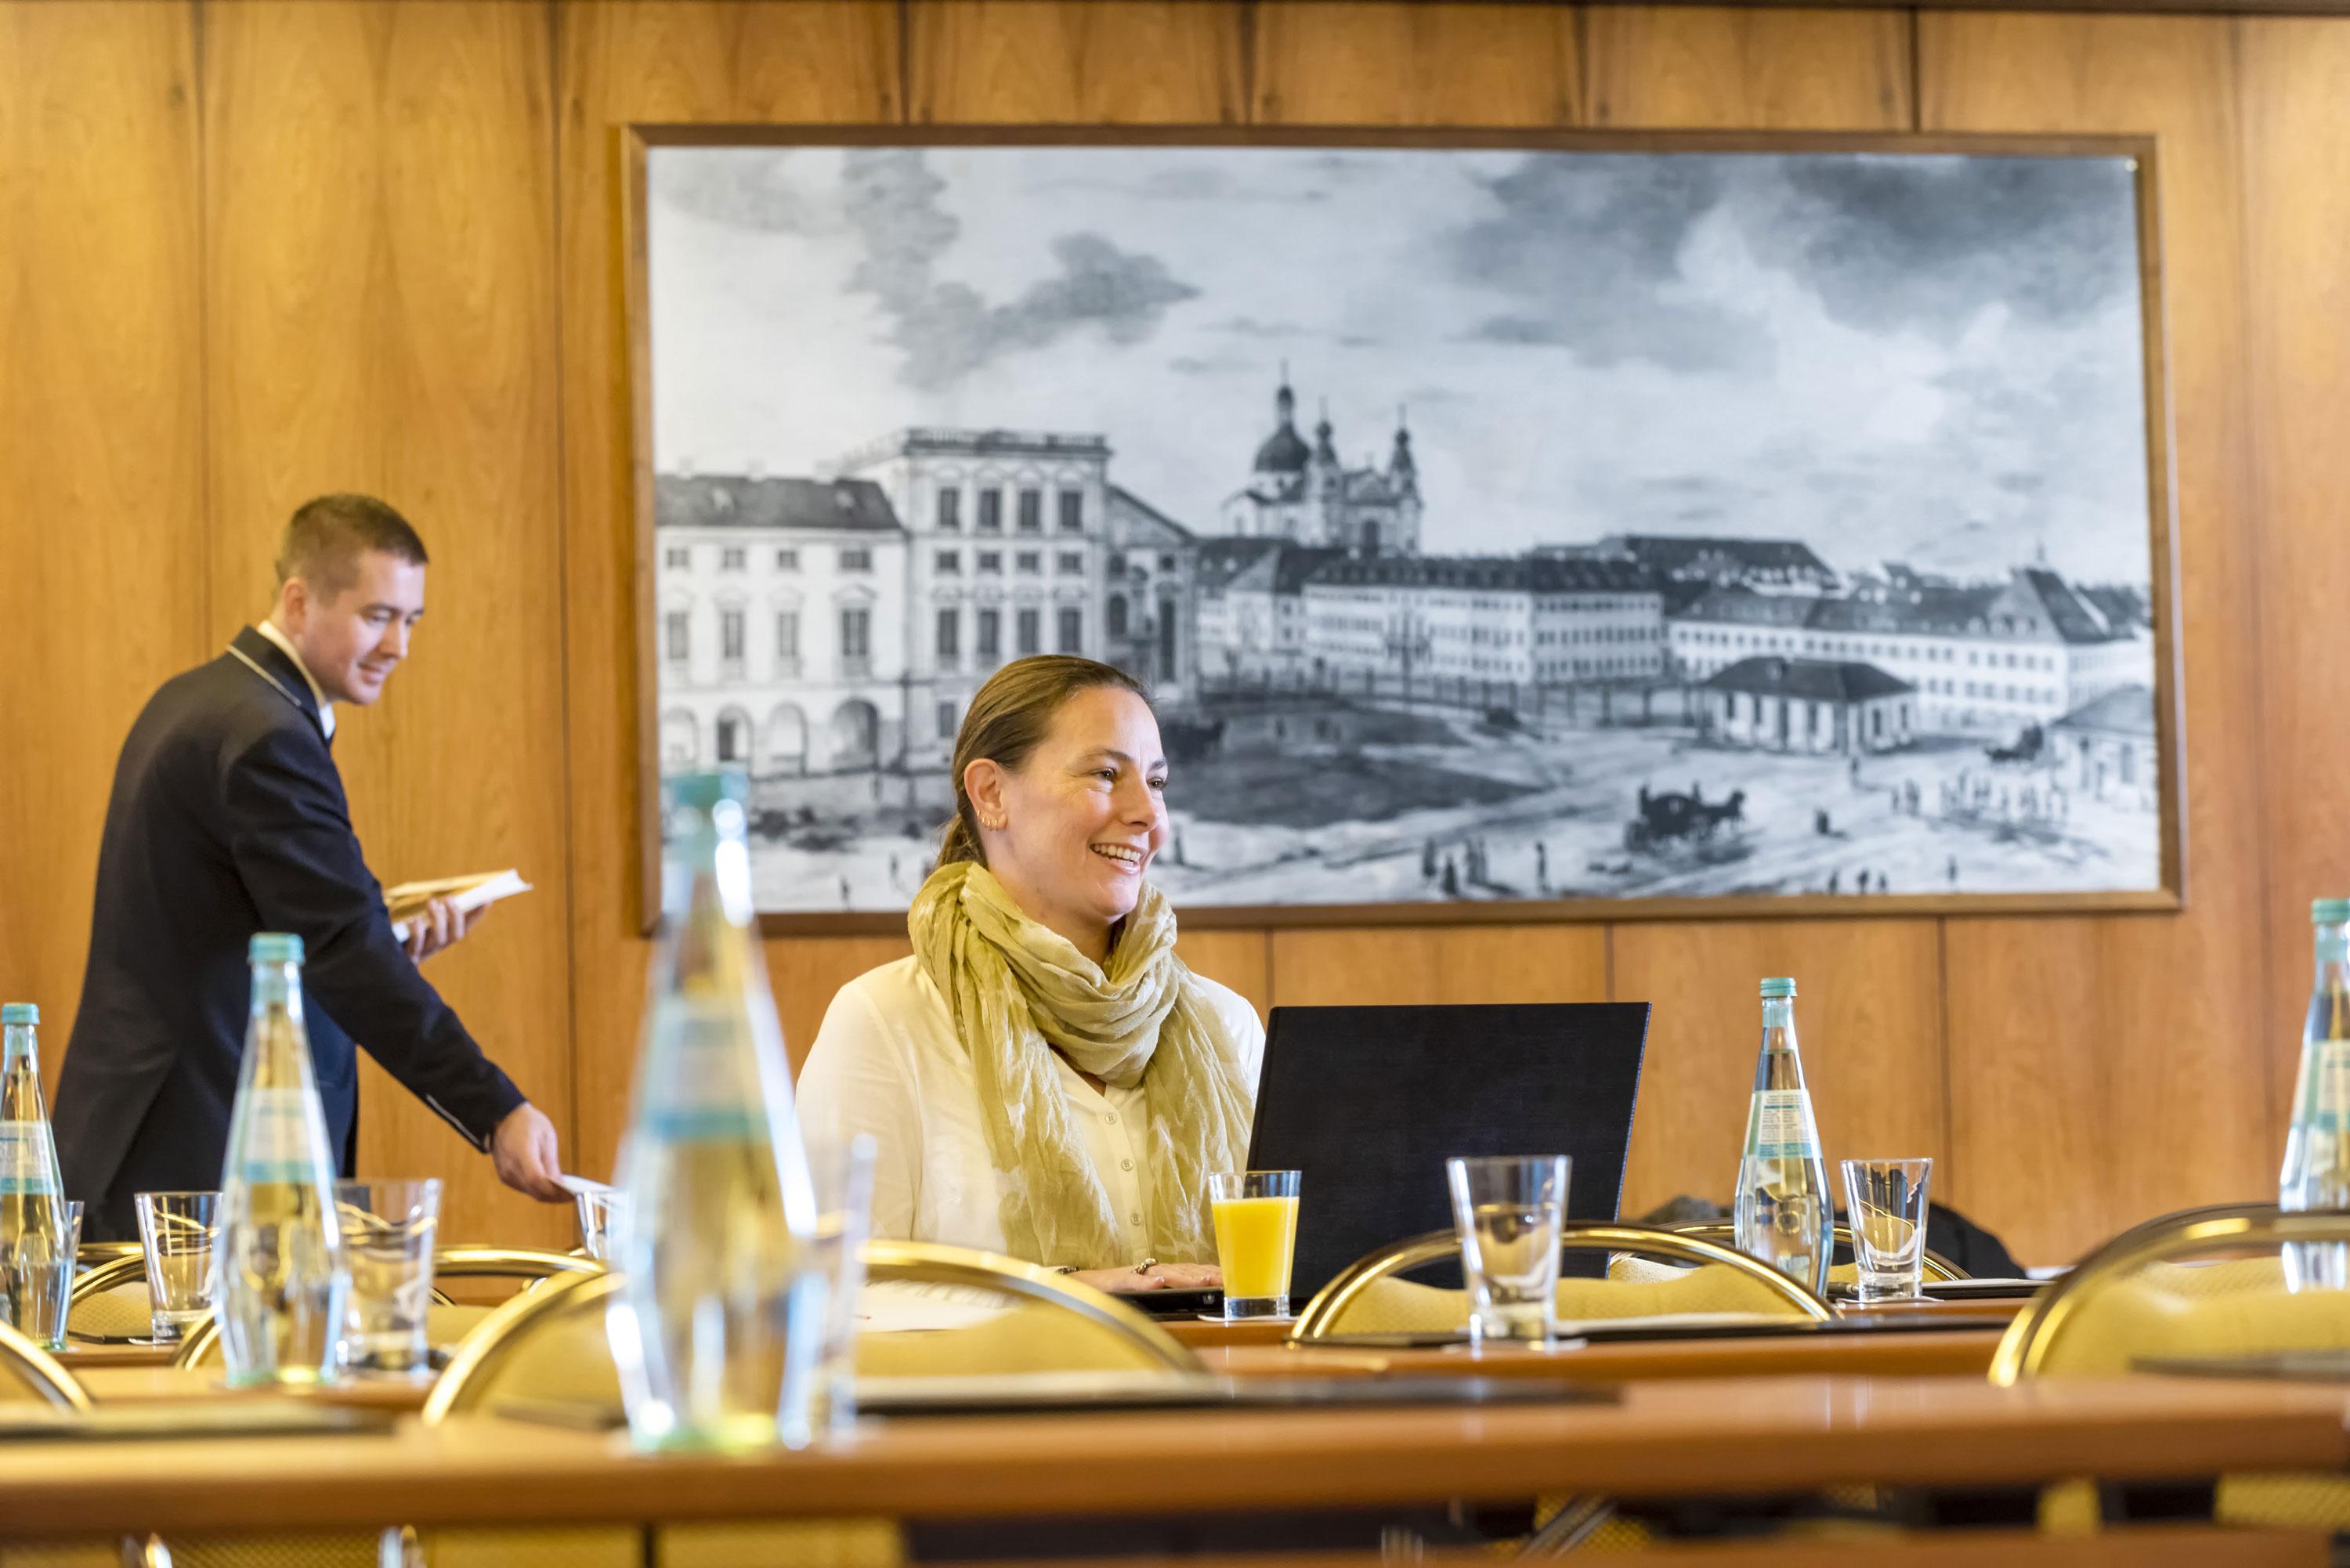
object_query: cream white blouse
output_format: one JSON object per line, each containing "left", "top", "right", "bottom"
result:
{"left": 794, "top": 956, "right": 1266, "bottom": 1265}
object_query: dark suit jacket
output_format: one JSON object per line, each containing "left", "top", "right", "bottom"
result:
{"left": 54, "top": 627, "right": 526, "bottom": 1241}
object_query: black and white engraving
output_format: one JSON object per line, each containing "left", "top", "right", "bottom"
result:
{"left": 642, "top": 141, "right": 2167, "bottom": 916}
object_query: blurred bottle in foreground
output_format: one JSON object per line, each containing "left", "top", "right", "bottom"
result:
{"left": 610, "top": 771, "right": 822, "bottom": 1451}
{"left": 218, "top": 934, "right": 348, "bottom": 1386}
{"left": 1734, "top": 977, "right": 1831, "bottom": 1296}
{"left": 0, "top": 1003, "right": 70, "bottom": 1349}
{"left": 2283, "top": 898, "right": 2350, "bottom": 1292}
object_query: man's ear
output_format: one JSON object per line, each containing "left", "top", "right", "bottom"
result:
{"left": 277, "top": 576, "right": 309, "bottom": 629}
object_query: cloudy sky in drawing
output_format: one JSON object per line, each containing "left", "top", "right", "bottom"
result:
{"left": 648, "top": 144, "right": 2152, "bottom": 585}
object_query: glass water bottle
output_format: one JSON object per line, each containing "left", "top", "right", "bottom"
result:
{"left": 1733, "top": 976, "right": 1832, "bottom": 1295}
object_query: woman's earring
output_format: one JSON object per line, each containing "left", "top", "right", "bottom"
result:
{"left": 981, "top": 813, "right": 1007, "bottom": 832}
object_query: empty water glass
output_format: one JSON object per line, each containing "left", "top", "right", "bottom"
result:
{"left": 807, "top": 1135, "right": 877, "bottom": 1439}
{"left": 333, "top": 1179, "right": 441, "bottom": 1376}
{"left": 1446, "top": 1154, "right": 1570, "bottom": 1343}
{"left": 135, "top": 1191, "right": 219, "bottom": 1342}
{"left": 3, "top": 1198, "right": 82, "bottom": 1352}
{"left": 1841, "top": 1158, "right": 1932, "bottom": 1303}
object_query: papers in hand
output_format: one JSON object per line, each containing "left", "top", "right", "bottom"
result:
{"left": 386, "top": 869, "right": 531, "bottom": 942}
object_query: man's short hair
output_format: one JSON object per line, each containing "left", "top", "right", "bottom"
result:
{"left": 274, "top": 494, "right": 428, "bottom": 596}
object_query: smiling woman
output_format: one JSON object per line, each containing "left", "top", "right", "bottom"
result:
{"left": 795, "top": 656, "right": 1262, "bottom": 1298}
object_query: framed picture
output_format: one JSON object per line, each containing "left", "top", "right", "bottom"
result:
{"left": 624, "top": 128, "right": 2180, "bottom": 934}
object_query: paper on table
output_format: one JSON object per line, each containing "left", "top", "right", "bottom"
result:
{"left": 387, "top": 869, "right": 531, "bottom": 943}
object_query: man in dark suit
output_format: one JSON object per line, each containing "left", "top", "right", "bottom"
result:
{"left": 55, "top": 493, "right": 567, "bottom": 1241}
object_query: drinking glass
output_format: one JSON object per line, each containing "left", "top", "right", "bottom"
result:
{"left": 807, "top": 1135, "right": 877, "bottom": 1439}
{"left": 135, "top": 1191, "right": 219, "bottom": 1342}
{"left": 1841, "top": 1158, "right": 1933, "bottom": 1303}
{"left": 1446, "top": 1154, "right": 1570, "bottom": 1343}
{"left": 1208, "top": 1170, "right": 1301, "bottom": 1321}
{"left": 333, "top": 1179, "right": 441, "bottom": 1376}
{"left": 4, "top": 1197, "right": 83, "bottom": 1352}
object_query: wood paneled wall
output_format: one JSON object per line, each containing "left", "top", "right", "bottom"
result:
{"left": 4, "top": 0, "right": 2344, "bottom": 1262}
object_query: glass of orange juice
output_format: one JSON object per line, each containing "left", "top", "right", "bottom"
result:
{"left": 1209, "top": 1170, "right": 1301, "bottom": 1321}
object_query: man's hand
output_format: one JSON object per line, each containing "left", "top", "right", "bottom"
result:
{"left": 490, "top": 1103, "right": 569, "bottom": 1201}
{"left": 405, "top": 897, "right": 483, "bottom": 966}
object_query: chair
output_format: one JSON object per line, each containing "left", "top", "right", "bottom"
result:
{"left": 65, "top": 1249, "right": 156, "bottom": 1343}
{"left": 0, "top": 1320, "right": 89, "bottom": 1409}
{"left": 1293, "top": 1219, "right": 1837, "bottom": 1339}
{"left": 1991, "top": 1202, "right": 2350, "bottom": 1535}
{"left": 169, "top": 1245, "right": 598, "bottom": 1369}
{"left": 1669, "top": 1221, "right": 1969, "bottom": 1284}
{"left": 414, "top": 1241, "right": 1182, "bottom": 1568}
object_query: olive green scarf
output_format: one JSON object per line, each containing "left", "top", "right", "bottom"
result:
{"left": 909, "top": 861, "right": 1253, "bottom": 1269}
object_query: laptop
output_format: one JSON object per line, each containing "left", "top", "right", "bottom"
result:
{"left": 1245, "top": 1003, "right": 1649, "bottom": 1296}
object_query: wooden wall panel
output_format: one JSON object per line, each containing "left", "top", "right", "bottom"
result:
{"left": 1251, "top": 2, "right": 1582, "bottom": 126}
{"left": 907, "top": 1, "right": 1247, "bottom": 124}
{"left": 1585, "top": 4, "right": 1940, "bottom": 1228}
{"left": 558, "top": 0, "right": 903, "bottom": 1180}
{"left": 1268, "top": 928, "right": 1608, "bottom": 1008}
{"left": 1612, "top": 923, "right": 1945, "bottom": 1218}
{"left": 1920, "top": 13, "right": 2272, "bottom": 1263}
{"left": 0, "top": 2, "right": 203, "bottom": 1089}
{"left": 203, "top": 0, "right": 571, "bottom": 1245}
{"left": 2241, "top": 20, "right": 2350, "bottom": 1138}
{"left": 1582, "top": 5, "right": 1913, "bottom": 128}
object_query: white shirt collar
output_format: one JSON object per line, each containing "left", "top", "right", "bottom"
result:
{"left": 254, "top": 619, "right": 336, "bottom": 740}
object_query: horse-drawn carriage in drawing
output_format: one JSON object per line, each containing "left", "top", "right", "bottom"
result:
{"left": 1624, "top": 784, "right": 1748, "bottom": 853}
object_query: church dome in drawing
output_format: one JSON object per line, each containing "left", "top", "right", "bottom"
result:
{"left": 1252, "top": 378, "right": 1312, "bottom": 475}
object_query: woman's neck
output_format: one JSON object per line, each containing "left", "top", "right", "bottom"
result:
{"left": 987, "top": 863, "right": 1112, "bottom": 964}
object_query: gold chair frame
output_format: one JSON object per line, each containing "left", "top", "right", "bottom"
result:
{"left": 0, "top": 1318, "right": 91, "bottom": 1409}
{"left": 1292, "top": 1219, "right": 1838, "bottom": 1339}
{"left": 421, "top": 1237, "right": 1201, "bottom": 1424}
{"left": 1988, "top": 1202, "right": 2335, "bottom": 1386}
{"left": 1669, "top": 1221, "right": 1968, "bottom": 1283}
{"left": 168, "top": 1245, "right": 605, "bottom": 1367}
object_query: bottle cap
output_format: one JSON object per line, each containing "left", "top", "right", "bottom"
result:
{"left": 2316, "top": 899, "right": 2350, "bottom": 925}
{"left": 0, "top": 1003, "right": 36, "bottom": 1026}
{"left": 1759, "top": 977, "right": 1797, "bottom": 999}
{"left": 668, "top": 771, "right": 751, "bottom": 811}
{"left": 249, "top": 932, "right": 306, "bottom": 965}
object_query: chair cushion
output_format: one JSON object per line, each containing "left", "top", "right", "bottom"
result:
{"left": 67, "top": 1281, "right": 150, "bottom": 1340}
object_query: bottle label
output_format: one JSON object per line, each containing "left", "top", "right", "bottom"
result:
{"left": 234, "top": 1086, "right": 324, "bottom": 1184}
{"left": 1747, "top": 1089, "right": 1819, "bottom": 1161}
{"left": 2306, "top": 1042, "right": 2350, "bottom": 1129}
{"left": 640, "top": 997, "right": 774, "bottom": 1143}
{"left": 0, "top": 1120, "right": 59, "bottom": 1195}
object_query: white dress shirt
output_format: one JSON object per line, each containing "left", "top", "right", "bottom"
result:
{"left": 795, "top": 956, "right": 1265, "bottom": 1265}
{"left": 253, "top": 618, "right": 335, "bottom": 740}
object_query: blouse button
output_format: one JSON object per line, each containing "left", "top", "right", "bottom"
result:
{"left": 1102, "top": 1111, "right": 1118, "bottom": 1125}
{"left": 1120, "top": 1158, "right": 1133, "bottom": 1172}
{"left": 1130, "top": 1212, "right": 1144, "bottom": 1226}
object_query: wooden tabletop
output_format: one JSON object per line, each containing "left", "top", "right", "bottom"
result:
{"left": 2, "top": 1375, "right": 2342, "bottom": 1539}
{"left": 74, "top": 1364, "right": 436, "bottom": 1411}
{"left": 53, "top": 1342, "right": 179, "bottom": 1369}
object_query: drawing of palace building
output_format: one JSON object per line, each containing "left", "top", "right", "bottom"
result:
{"left": 1217, "top": 374, "right": 1421, "bottom": 556}
{"left": 653, "top": 474, "right": 909, "bottom": 776}
{"left": 1669, "top": 565, "right": 2149, "bottom": 735}
{"left": 1303, "top": 555, "right": 1665, "bottom": 688}
{"left": 833, "top": 428, "right": 1112, "bottom": 768}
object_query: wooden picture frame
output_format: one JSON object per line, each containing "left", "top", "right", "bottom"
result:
{"left": 620, "top": 126, "right": 2182, "bottom": 937}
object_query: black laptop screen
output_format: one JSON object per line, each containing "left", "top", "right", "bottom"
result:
{"left": 1243, "top": 1002, "right": 1649, "bottom": 1296}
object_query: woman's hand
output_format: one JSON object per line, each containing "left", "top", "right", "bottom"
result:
{"left": 1065, "top": 1261, "right": 1222, "bottom": 1295}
